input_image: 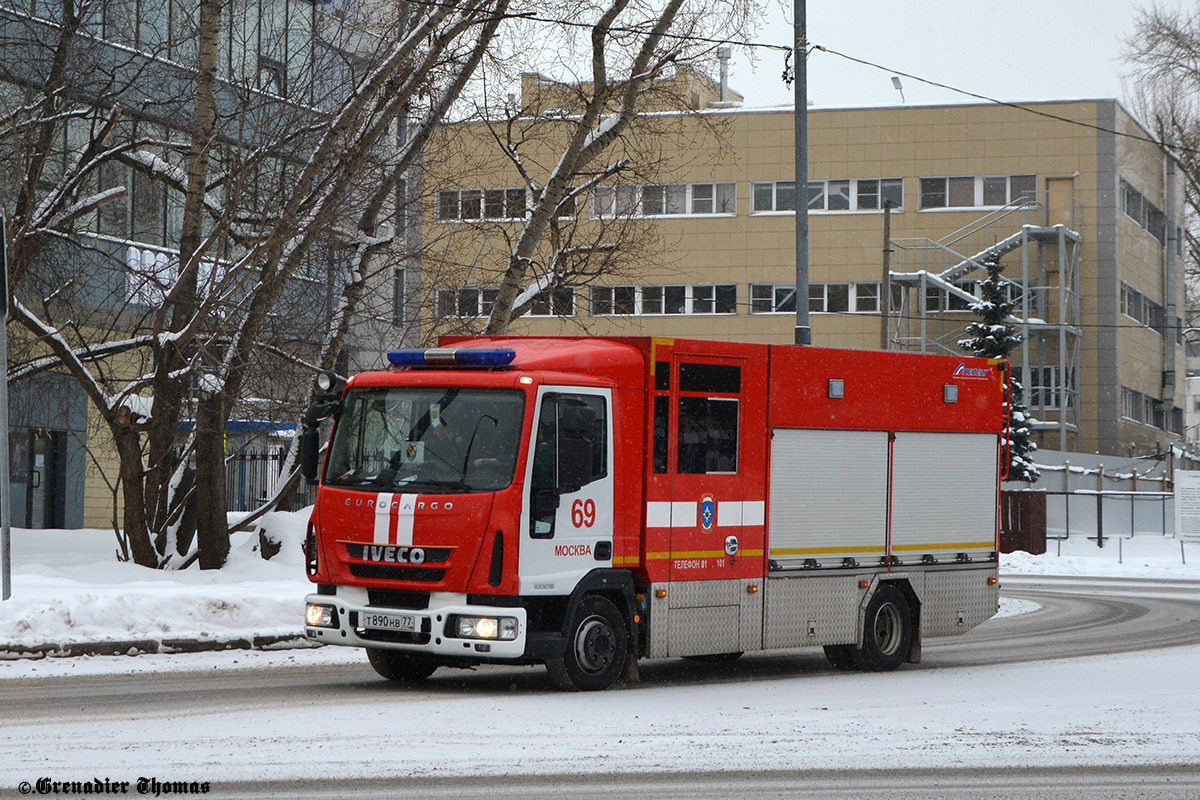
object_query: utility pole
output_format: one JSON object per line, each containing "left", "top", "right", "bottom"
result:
{"left": 793, "top": 0, "right": 810, "bottom": 346}
{"left": 881, "top": 202, "right": 892, "bottom": 351}
{"left": 1, "top": 212, "right": 10, "bottom": 600}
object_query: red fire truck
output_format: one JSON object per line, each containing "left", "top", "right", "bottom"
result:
{"left": 302, "top": 336, "right": 1005, "bottom": 690}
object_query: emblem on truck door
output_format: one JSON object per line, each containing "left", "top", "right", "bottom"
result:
{"left": 700, "top": 493, "right": 716, "bottom": 529}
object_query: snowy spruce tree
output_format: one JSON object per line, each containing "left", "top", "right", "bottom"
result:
{"left": 958, "top": 255, "right": 1041, "bottom": 483}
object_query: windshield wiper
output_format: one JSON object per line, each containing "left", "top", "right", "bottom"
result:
{"left": 393, "top": 475, "right": 471, "bottom": 493}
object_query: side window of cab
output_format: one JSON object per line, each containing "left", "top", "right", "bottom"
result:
{"left": 529, "top": 393, "right": 607, "bottom": 538}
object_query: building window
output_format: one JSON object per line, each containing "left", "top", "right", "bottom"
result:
{"left": 1121, "top": 282, "right": 1167, "bottom": 337}
{"left": 437, "top": 188, "right": 527, "bottom": 221}
{"left": 1121, "top": 179, "right": 1168, "bottom": 244}
{"left": 527, "top": 286, "right": 575, "bottom": 317}
{"left": 1027, "top": 365, "right": 1074, "bottom": 410}
{"left": 435, "top": 287, "right": 498, "bottom": 318}
{"left": 751, "top": 181, "right": 796, "bottom": 212}
{"left": 756, "top": 178, "right": 902, "bottom": 213}
{"left": 590, "top": 284, "right": 736, "bottom": 316}
{"left": 749, "top": 283, "right": 797, "bottom": 314}
{"left": 258, "top": 56, "right": 287, "bottom": 97}
{"left": 392, "top": 268, "right": 405, "bottom": 326}
{"left": 855, "top": 178, "right": 904, "bottom": 210}
{"left": 592, "top": 183, "right": 736, "bottom": 218}
{"left": 590, "top": 286, "right": 636, "bottom": 316}
{"left": 919, "top": 175, "right": 1036, "bottom": 210}
{"left": 1121, "top": 386, "right": 1145, "bottom": 422}
{"left": 808, "top": 282, "right": 882, "bottom": 313}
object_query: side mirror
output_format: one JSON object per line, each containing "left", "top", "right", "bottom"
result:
{"left": 300, "top": 398, "right": 340, "bottom": 485}
{"left": 300, "top": 426, "right": 321, "bottom": 484}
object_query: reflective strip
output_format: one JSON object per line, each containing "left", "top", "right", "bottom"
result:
{"left": 645, "top": 549, "right": 764, "bottom": 560}
{"left": 716, "top": 501, "right": 765, "bottom": 527}
{"left": 648, "top": 500, "right": 764, "bottom": 528}
{"left": 373, "top": 493, "right": 419, "bottom": 545}
{"left": 771, "top": 545, "right": 886, "bottom": 556}
{"left": 646, "top": 502, "right": 672, "bottom": 528}
{"left": 394, "top": 493, "right": 416, "bottom": 546}
{"left": 891, "top": 541, "right": 994, "bottom": 552}
{"left": 671, "top": 502, "right": 696, "bottom": 526}
{"left": 373, "top": 493, "right": 393, "bottom": 545}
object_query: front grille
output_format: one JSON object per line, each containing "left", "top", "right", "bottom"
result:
{"left": 349, "top": 564, "right": 446, "bottom": 583}
{"left": 368, "top": 589, "right": 431, "bottom": 609}
{"left": 345, "top": 544, "right": 452, "bottom": 564}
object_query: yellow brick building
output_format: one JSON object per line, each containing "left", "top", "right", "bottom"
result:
{"left": 422, "top": 81, "right": 1183, "bottom": 460}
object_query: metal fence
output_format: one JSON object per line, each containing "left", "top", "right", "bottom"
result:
{"left": 1045, "top": 490, "right": 1174, "bottom": 541}
{"left": 225, "top": 450, "right": 314, "bottom": 513}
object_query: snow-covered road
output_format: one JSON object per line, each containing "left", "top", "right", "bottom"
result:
{"left": 2, "top": 577, "right": 1198, "bottom": 791}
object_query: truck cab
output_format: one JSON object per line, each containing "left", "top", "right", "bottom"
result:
{"left": 303, "top": 339, "right": 644, "bottom": 690}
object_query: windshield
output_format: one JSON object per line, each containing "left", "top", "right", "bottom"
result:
{"left": 324, "top": 387, "right": 526, "bottom": 493}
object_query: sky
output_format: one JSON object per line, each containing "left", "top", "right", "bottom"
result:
{"left": 726, "top": 0, "right": 1146, "bottom": 108}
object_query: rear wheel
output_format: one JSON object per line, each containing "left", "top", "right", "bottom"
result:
{"left": 366, "top": 648, "right": 439, "bottom": 682}
{"left": 854, "top": 584, "right": 912, "bottom": 672}
{"left": 546, "top": 595, "right": 628, "bottom": 691}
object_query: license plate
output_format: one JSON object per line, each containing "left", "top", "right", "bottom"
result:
{"left": 359, "top": 610, "right": 418, "bottom": 632}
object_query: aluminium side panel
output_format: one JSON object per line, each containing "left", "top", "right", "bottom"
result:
{"left": 921, "top": 568, "right": 1000, "bottom": 637}
{"left": 767, "top": 429, "right": 889, "bottom": 569}
{"left": 890, "top": 432, "right": 998, "bottom": 563}
{"left": 763, "top": 574, "right": 860, "bottom": 649}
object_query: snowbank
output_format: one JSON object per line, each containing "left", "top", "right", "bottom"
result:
{"left": 0, "top": 514, "right": 1195, "bottom": 662}
{"left": 0, "top": 511, "right": 311, "bottom": 653}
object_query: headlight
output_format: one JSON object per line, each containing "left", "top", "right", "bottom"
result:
{"left": 449, "top": 615, "right": 518, "bottom": 640}
{"left": 306, "top": 603, "right": 338, "bottom": 628}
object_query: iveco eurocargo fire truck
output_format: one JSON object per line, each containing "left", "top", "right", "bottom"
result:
{"left": 302, "top": 337, "right": 1005, "bottom": 690}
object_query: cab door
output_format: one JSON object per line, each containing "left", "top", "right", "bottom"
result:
{"left": 518, "top": 387, "right": 614, "bottom": 595}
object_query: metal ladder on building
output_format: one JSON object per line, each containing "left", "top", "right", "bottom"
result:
{"left": 887, "top": 192, "right": 1083, "bottom": 451}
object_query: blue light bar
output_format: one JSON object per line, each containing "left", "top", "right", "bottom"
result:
{"left": 386, "top": 347, "right": 516, "bottom": 368}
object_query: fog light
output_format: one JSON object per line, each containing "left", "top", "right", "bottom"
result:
{"left": 450, "top": 615, "right": 518, "bottom": 640}
{"left": 306, "top": 603, "right": 337, "bottom": 628}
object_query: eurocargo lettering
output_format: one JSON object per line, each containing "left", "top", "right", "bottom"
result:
{"left": 301, "top": 337, "right": 1006, "bottom": 690}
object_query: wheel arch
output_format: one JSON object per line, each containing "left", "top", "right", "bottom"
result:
{"left": 564, "top": 568, "right": 638, "bottom": 641}
{"left": 859, "top": 576, "right": 922, "bottom": 663}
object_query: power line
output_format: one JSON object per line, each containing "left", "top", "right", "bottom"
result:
{"left": 809, "top": 43, "right": 1200, "bottom": 156}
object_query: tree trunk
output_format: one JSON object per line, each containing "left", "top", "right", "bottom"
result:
{"left": 193, "top": 396, "right": 230, "bottom": 569}
{"left": 114, "top": 427, "right": 157, "bottom": 567}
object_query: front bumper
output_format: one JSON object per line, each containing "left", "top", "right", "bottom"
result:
{"left": 303, "top": 587, "right": 528, "bottom": 660}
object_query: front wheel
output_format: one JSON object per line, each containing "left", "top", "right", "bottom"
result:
{"left": 366, "top": 648, "right": 439, "bottom": 683}
{"left": 546, "top": 595, "right": 628, "bottom": 691}
{"left": 854, "top": 584, "right": 913, "bottom": 672}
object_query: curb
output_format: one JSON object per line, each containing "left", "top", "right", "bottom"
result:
{"left": 0, "top": 633, "right": 320, "bottom": 661}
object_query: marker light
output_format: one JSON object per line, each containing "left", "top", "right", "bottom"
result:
{"left": 387, "top": 348, "right": 516, "bottom": 368}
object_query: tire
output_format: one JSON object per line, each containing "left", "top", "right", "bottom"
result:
{"left": 546, "top": 595, "right": 628, "bottom": 691}
{"left": 366, "top": 648, "right": 439, "bottom": 683}
{"left": 823, "top": 644, "right": 858, "bottom": 671}
{"left": 683, "top": 652, "right": 744, "bottom": 664}
{"left": 854, "top": 584, "right": 912, "bottom": 672}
